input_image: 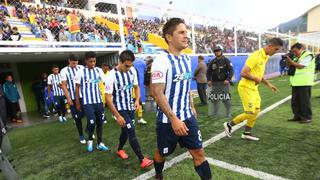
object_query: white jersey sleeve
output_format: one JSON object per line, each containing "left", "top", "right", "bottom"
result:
{"left": 132, "top": 67, "right": 139, "bottom": 86}
{"left": 104, "top": 70, "right": 115, "bottom": 94}
{"left": 74, "top": 69, "right": 83, "bottom": 84}
{"left": 151, "top": 54, "right": 170, "bottom": 84}
{"left": 60, "top": 67, "right": 68, "bottom": 82}
{"left": 47, "top": 74, "right": 53, "bottom": 85}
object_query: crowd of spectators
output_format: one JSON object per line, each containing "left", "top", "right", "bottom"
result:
{"left": 0, "top": 1, "right": 290, "bottom": 54}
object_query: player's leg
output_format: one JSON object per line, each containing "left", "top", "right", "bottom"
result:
{"left": 122, "top": 111, "right": 153, "bottom": 167}
{"left": 241, "top": 90, "right": 261, "bottom": 141}
{"left": 94, "top": 103, "right": 108, "bottom": 151}
{"left": 189, "top": 149, "right": 212, "bottom": 180}
{"left": 154, "top": 149, "right": 165, "bottom": 180}
{"left": 154, "top": 122, "right": 178, "bottom": 179}
{"left": 82, "top": 104, "right": 96, "bottom": 152}
{"left": 60, "top": 96, "right": 66, "bottom": 121}
{"left": 70, "top": 99, "right": 85, "bottom": 144}
{"left": 224, "top": 86, "right": 255, "bottom": 137}
{"left": 53, "top": 96, "right": 63, "bottom": 122}
{"left": 137, "top": 102, "right": 147, "bottom": 124}
{"left": 182, "top": 117, "right": 212, "bottom": 180}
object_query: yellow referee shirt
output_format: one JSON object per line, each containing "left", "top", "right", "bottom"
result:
{"left": 238, "top": 48, "right": 268, "bottom": 90}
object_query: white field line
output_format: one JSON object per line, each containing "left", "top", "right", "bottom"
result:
{"left": 133, "top": 94, "right": 293, "bottom": 180}
{"left": 206, "top": 157, "right": 290, "bottom": 180}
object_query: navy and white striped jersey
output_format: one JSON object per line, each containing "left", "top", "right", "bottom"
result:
{"left": 104, "top": 67, "right": 138, "bottom": 111}
{"left": 60, "top": 65, "right": 84, "bottom": 100}
{"left": 48, "top": 73, "right": 64, "bottom": 96}
{"left": 151, "top": 52, "right": 193, "bottom": 123}
{"left": 74, "top": 67, "right": 105, "bottom": 105}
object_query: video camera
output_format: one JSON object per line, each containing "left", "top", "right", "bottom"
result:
{"left": 281, "top": 50, "right": 295, "bottom": 60}
{"left": 281, "top": 50, "right": 296, "bottom": 76}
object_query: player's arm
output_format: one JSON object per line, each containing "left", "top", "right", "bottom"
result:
{"left": 47, "top": 76, "right": 52, "bottom": 99}
{"left": 152, "top": 83, "right": 189, "bottom": 136}
{"left": 60, "top": 70, "right": 73, "bottom": 105}
{"left": 105, "top": 93, "right": 126, "bottom": 127}
{"left": 75, "top": 84, "right": 81, "bottom": 111}
{"left": 74, "top": 71, "right": 82, "bottom": 111}
{"left": 240, "top": 65, "right": 261, "bottom": 84}
{"left": 104, "top": 73, "right": 126, "bottom": 127}
{"left": 133, "top": 84, "right": 140, "bottom": 111}
{"left": 261, "top": 78, "right": 278, "bottom": 92}
{"left": 61, "top": 80, "right": 73, "bottom": 105}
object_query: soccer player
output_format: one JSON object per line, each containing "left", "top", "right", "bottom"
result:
{"left": 223, "top": 38, "right": 283, "bottom": 141}
{"left": 47, "top": 65, "right": 66, "bottom": 123}
{"left": 151, "top": 18, "right": 212, "bottom": 180}
{"left": 104, "top": 50, "right": 153, "bottom": 169}
{"left": 74, "top": 51, "right": 108, "bottom": 152}
{"left": 60, "top": 54, "right": 86, "bottom": 144}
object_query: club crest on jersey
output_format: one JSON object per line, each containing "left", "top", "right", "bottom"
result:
{"left": 152, "top": 71, "right": 163, "bottom": 80}
{"left": 173, "top": 72, "right": 192, "bottom": 82}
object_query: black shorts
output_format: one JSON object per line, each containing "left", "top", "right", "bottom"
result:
{"left": 156, "top": 116, "right": 203, "bottom": 156}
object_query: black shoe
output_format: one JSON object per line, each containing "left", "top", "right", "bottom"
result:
{"left": 299, "top": 119, "right": 312, "bottom": 124}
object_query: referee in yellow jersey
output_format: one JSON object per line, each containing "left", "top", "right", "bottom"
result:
{"left": 224, "top": 38, "right": 283, "bottom": 141}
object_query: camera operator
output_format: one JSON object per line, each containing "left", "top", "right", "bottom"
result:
{"left": 207, "top": 45, "right": 234, "bottom": 117}
{"left": 285, "top": 43, "right": 315, "bottom": 123}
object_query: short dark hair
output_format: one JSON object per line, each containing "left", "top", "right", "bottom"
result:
{"left": 69, "top": 53, "right": 78, "bottom": 61}
{"left": 162, "top": 18, "right": 185, "bottom": 43}
{"left": 85, "top": 51, "right": 96, "bottom": 60}
{"left": 101, "top": 62, "right": 108, "bottom": 67}
{"left": 198, "top": 55, "right": 204, "bottom": 60}
{"left": 267, "top": 38, "right": 284, "bottom": 46}
{"left": 52, "top": 64, "right": 59, "bottom": 69}
{"left": 12, "top": 27, "right": 18, "bottom": 31}
{"left": 291, "top": 42, "right": 304, "bottom": 50}
{"left": 119, "top": 50, "right": 135, "bottom": 63}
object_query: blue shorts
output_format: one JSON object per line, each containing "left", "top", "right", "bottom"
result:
{"left": 119, "top": 110, "right": 136, "bottom": 130}
{"left": 83, "top": 103, "right": 104, "bottom": 125}
{"left": 156, "top": 116, "right": 203, "bottom": 156}
{"left": 53, "top": 96, "right": 65, "bottom": 107}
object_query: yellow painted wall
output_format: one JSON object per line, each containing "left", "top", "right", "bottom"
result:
{"left": 307, "top": 6, "right": 320, "bottom": 32}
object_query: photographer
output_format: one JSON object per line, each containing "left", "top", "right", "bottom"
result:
{"left": 285, "top": 43, "right": 315, "bottom": 123}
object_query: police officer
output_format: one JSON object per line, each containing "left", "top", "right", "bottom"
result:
{"left": 207, "top": 45, "right": 234, "bottom": 117}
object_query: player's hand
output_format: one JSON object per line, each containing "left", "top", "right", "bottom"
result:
{"left": 67, "top": 97, "right": 73, "bottom": 106}
{"left": 208, "top": 81, "right": 212, "bottom": 87}
{"left": 134, "top": 100, "right": 140, "bottom": 112}
{"left": 171, "top": 117, "right": 189, "bottom": 136}
{"left": 223, "top": 80, "right": 230, "bottom": 85}
{"left": 76, "top": 101, "right": 81, "bottom": 112}
{"left": 269, "top": 84, "right": 279, "bottom": 92}
{"left": 116, "top": 115, "right": 126, "bottom": 127}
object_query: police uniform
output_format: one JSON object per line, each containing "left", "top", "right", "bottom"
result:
{"left": 207, "top": 55, "right": 234, "bottom": 116}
